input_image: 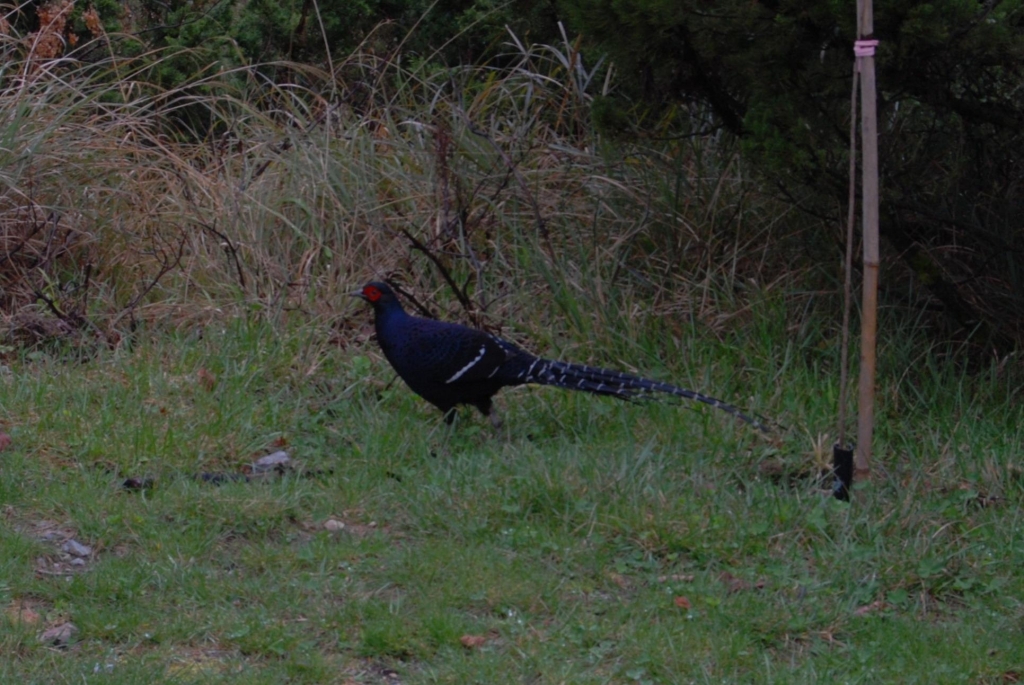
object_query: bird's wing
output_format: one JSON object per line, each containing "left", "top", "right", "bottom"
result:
{"left": 402, "top": 321, "right": 522, "bottom": 385}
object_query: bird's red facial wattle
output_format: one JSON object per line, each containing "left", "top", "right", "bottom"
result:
{"left": 361, "top": 285, "right": 382, "bottom": 303}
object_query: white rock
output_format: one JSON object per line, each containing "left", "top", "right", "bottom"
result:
{"left": 62, "top": 539, "right": 92, "bottom": 557}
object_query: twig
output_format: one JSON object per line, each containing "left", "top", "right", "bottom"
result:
{"left": 464, "top": 117, "right": 554, "bottom": 257}
{"left": 194, "top": 221, "right": 246, "bottom": 290}
{"left": 386, "top": 280, "right": 436, "bottom": 319}
{"left": 121, "top": 233, "right": 188, "bottom": 315}
{"left": 0, "top": 211, "right": 51, "bottom": 267}
{"left": 36, "top": 213, "right": 62, "bottom": 271}
{"left": 239, "top": 138, "right": 294, "bottom": 192}
{"left": 396, "top": 226, "right": 476, "bottom": 317}
{"left": 33, "top": 286, "right": 106, "bottom": 341}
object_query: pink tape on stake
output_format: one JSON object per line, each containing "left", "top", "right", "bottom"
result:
{"left": 854, "top": 39, "right": 879, "bottom": 57}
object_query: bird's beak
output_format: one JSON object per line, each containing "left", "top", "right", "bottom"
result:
{"left": 351, "top": 290, "right": 368, "bottom": 301}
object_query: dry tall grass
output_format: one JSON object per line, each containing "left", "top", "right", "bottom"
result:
{"left": 0, "top": 23, "right": 795, "bottom": 352}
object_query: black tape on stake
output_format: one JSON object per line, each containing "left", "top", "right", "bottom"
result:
{"left": 832, "top": 443, "right": 854, "bottom": 501}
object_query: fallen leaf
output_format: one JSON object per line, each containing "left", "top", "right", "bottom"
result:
{"left": 460, "top": 634, "right": 487, "bottom": 649}
{"left": 197, "top": 368, "right": 217, "bottom": 392}
{"left": 853, "top": 600, "right": 887, "bottom": 616}
{"left": 6, "top": 603, "right": 41, "bottom": 625}
{"left": 0, "top": 433, "right": 12, "bottom": 451}
{"left": 673, "top": 596, "right": 691, "bottom": 610}
{"left": 39, "top": 622, "right": 78, "bottom": 647}
{"left": 607, "top": 572, "right": 631, "bottom": 589}
{"left": 719, "top": 571, "right": 753, "bottom": 594}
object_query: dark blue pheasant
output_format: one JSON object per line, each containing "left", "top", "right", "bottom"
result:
{"left": 354, "top": 281, "right": 768, "bottom": 432}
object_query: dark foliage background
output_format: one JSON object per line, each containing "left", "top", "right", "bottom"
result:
{"left": 563, "top": 0, "right": 1024, "bottom": 353}
{"left": 7, "top": 0, "right": 1024, "bottom": 352}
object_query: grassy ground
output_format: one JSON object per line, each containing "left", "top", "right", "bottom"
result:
{"left": 1, "top": 317, "right": 1022, "bottom": 684}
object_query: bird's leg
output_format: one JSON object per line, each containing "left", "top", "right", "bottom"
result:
{"left": 472, "top": 398, "right": 503, "bottom": 431}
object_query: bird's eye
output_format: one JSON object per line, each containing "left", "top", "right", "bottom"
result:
{"left": 363, "top": 286, "right": 381, "bottom": 302}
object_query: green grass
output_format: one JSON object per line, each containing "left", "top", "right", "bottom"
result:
{"left": 1, "top": 319, "right": 1022, "bottom": 683}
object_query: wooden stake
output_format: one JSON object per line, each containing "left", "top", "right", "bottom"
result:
{"left": 855, "top": 0, "right": 879, "bottom": 480}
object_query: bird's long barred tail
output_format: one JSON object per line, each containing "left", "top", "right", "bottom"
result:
{"left": 518, "top": 357, "right": 770, "bottom": 433}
